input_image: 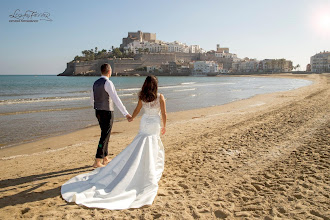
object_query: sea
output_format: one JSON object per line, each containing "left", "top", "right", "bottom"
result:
{"left": 0, "top": 75, "right": 312, "bottom": 149}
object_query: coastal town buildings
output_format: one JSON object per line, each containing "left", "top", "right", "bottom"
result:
{"left": 231, "top": 58, "right": 259, "bottom": 73}
{"left": 193, "top": 61, "right": 220, "bottom": 74}
{"left": 167, "top": 41, "right": 188, "bottom": 53}
{"left": 214, "top": 44, "right": 240, "bottom": 61}
{"left": 310, "top": 51, "right": 330, "bottom": 73}
{"left": 231, "top": 58, "right": 292, "bottom": 73}
{"left": 261, "top": 59, "right": 292, "bottom": 72}
{"left": 124, "top": 40, "right": 204, "bottom": 54}
{"left": 146, "top": 61, "right": 193, "bottom": 75}
{"left": 232, "top": 59, "right": 259, "bottom": 73}
{"left": 189, "top": 45, "right": 201, "bottom": 53}
{"left": 215, "top": 51, "right": 240, "bottom": 64}
{"left": 199, "top": 44, "right": 239, "bottom": 72}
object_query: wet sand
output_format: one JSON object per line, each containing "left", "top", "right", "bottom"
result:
{"left": 0, "top": 73, "right": 329, "bottom": 219}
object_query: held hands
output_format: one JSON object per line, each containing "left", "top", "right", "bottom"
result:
{"left": 161, "top": 127, "right": 166, "bottom": 135}
{"left": 126, "top": 114, "right": 133, "bottom": 122}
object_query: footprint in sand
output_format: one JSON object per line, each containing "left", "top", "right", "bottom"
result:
{"left": 21, "top": 207, "right": 30, "bottom": 215}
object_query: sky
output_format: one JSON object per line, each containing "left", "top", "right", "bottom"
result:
{"left": 0, "top": 0, "right": 329, "bottom": 75}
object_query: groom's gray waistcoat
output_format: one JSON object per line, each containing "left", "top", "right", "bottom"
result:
{"left": 93, "top": 77, "right": 114, "bottom": 111}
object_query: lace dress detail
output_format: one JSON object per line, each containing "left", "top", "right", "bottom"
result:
{"left": 139, "top": 93, "right": 161, "bottom": 136}
{"left": 142, "top": 93, "right": 161, "bottom": 115}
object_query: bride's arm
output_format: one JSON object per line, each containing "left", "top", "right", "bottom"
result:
{"left": 160, "top": 94, "right": 167, "bottom": 135}
{"left": 131, "top": 99, "right": 143, "bottom": 120}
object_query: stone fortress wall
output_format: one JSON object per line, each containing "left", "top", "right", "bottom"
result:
{"left": 61, "top": 59, "right": 115, "bottom": 76}
{"left": 59, "top": 53, "right": 207, "bottom": 76}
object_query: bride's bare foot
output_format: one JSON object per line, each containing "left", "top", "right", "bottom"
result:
{"left": 103, "top": 157, "right": 111, "bottom": 165}
{"left": 93, "top": 159, "right": 105, "bottom": 168}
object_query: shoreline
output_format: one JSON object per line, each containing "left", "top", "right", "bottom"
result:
{"left": 0, "top": 73, "right": 315, "bottom": 158}
{"left": 0, "top": 73, "right": 328, "bottom": 219}
{"left": 0, "top": 73, "right": 312, "bottom": 150}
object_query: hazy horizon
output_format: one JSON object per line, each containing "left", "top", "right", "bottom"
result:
{"left": 1, "top": 0, "right": 330, "bottom": 75}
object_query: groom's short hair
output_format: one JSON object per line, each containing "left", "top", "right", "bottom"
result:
{"left": 101, "top": 63, "right": 111, "bottom": 75}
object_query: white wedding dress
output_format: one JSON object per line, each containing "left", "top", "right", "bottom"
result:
{"left": 61, "top": 94, "right": 165, "bottom": 210}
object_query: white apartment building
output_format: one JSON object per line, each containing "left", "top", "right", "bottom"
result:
{"left": 124, "top": 41, "right": 143, "bottom": 53}
{"left": 310, "top": 51, "right": 330, "bottom": 73}
{"left": 124, "top": 40, "right": 203, "bottom": 54}
{"left": 193, "top": 61, "right": 219, "bottom": 74}
{"left": 232, "top": 60, "right": 259, "bottom": 72}
{"left": 215, "top": 51, "right": 238, "bottom": 59}
{"left": 232, "top": 58, "right": 292, "bottom": 73}
{"left": 241, "top": 60, "right": 259, "bottom": 72}
{"left": 167, "top": 41, "right": 189, "bottom": 53}
{"left": 189, "top": 45, "right": 200, "bottom": 53}
{"left": 261, "top": 59, "right": 292, "bottom": 72}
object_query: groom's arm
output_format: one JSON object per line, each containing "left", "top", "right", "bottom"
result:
{"left": 104, "top": 80, "right": 129, "bottom": 116}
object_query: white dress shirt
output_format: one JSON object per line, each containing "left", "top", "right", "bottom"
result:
{"left": 91, "top": 76, "right": 129, "bottom": 116}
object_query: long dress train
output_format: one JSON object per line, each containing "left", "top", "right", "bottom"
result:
{"left": 61, "top": 94, "right": 165, "bottom": 210}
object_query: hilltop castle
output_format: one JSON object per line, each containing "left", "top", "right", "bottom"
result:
{"left": 120, "top": 30, "right": 157, "bottom": 49}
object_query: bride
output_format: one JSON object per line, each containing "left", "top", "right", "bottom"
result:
{"left": 61, "top": 75, "right": 167, "bottom": 210}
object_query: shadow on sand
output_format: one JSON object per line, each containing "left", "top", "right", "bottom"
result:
{"left": 0, "top": 165, "right": 93, "bottom": 208}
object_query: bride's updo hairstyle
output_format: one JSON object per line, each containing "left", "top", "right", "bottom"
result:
{"left": 139, "top": 75, "right": 158, "bottom": 102}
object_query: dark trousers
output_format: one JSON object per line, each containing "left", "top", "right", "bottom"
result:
{"left": 95, "top": 110, "right": 114, "bottom": 159}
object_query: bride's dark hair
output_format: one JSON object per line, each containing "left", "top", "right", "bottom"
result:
{"left": 139, "top": 75, "right": 158, "bottom": 102}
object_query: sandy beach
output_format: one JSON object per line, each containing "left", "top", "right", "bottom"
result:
{"left": 0, "top": 74, "right": 329, "bottom": 219}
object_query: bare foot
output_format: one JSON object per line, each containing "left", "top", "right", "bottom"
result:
{"left": 93, "top": 159, "right": 105, "bottom": 168}
{"left": 103, "top": 157, "right": 111, "bottom": 165}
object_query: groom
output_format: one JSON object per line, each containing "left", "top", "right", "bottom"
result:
{"left": 91, "top": 63, "right": 132, "bottom": 168}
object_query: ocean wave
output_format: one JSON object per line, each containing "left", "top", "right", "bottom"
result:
{"left": 0, "top": 93, "right": 40, "bottom": 97}
{"left": 0, "top": 96, "right": 90, "bottom": 105}
{"left": 119, "top": 93, "right": 135, "bottom": 97}
{"left": 220, "top": 82, "right": 236, "bottom": 85}
{"left": 68, "top": 90, "right": 90, "bottom": 94}
{"left": 0, "top": 106, "right": 91, "bottom": 116}
{"left": 159, "top": 82, "right": 222, "bottom": 90}
{"left": 174, "top": 88, "right": 196, "bottom": 92}
{"left": 118, "top": 87, "right": 140, "bottom": 91}
{"left": 180, "top": 82, "right": 196, "bottom": 85}
{"left": 159, "top": 86, "right": 177, "bottom": 90}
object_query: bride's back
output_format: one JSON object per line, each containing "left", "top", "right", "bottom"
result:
{"left": 142, "top": 93, "right": 161, "bottom": 116}
{"left": 139, "top": 93, "right": 161, "bottom": 135}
